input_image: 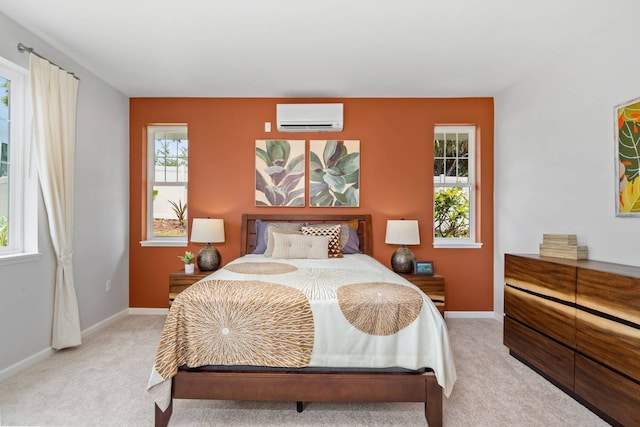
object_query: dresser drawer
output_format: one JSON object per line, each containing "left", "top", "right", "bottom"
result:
{"left": 575, "top": 354, "right": 640, "bottom": 427}
{"left": 505, "top": 254, "right": 576, "bottom": 303}
{"left": 576, "top": 309, "right": 640, "bottom": 381}
{"left": 504, "top": 317, "right": 575, "bottom": 391}
{"left": 505, "top": 285, "right": 576, "bottom": 348}
{"left": 577, "top": 267, "right": 640, "bottom": 326}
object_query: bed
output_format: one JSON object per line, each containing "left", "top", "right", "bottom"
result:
{"left": 149, "top": 214, "right": 456, "bottom": 426}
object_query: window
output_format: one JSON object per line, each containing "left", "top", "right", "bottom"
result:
{"left": 433, "top": 125, "right": 481, "bottom": 248}
{"left": 0, "top": 56, "right": 37, "bottom": 263}
{"left": 141, "top": 125, "right": 188, "bottom": 246}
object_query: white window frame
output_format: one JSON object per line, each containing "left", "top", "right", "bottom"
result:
{"left": 0, "top": 56, "right": 38, "bottom": 265}
{"left": 140, "top": 125, "right": 188, "bottom": 247}
{"left": 433, "top": 125, "right": 482, "bottom": 249}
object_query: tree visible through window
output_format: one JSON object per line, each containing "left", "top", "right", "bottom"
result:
{"left": 147, "top": 126, "right": 188, "bottom": 240}
{"left": 0, "top": 77, "right": 8, "bottom": 247}
{"left": 433, "top": 126, "right": 477, "bottom": 244}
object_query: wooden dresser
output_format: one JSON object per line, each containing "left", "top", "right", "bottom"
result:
{"left": 504, "top": 254, "right": 640, "bottom": 426}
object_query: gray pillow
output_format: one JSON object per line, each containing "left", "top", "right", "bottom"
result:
{"left": 341, "top": 224, "right": 361, "bottom": 254}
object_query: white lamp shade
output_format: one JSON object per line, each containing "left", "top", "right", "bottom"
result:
{"left": 385, "top": 220, "right": 420, "bottom": 245}
{"left": 190, "top": 218, "right": 225, "bottom": 243}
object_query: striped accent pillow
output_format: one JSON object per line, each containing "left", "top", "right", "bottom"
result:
{"left": 271, "top": 233, "right": 330, "bottom": 259}
{"left": 265, "top": 228, "right": 303, "bottom": 257}
{"left": 301, "top": 224, "right": 343, "bottom": 258}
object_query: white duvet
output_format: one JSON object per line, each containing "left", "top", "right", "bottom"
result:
{"left": 148, "top": 254, "right": 456, "bottom": 410}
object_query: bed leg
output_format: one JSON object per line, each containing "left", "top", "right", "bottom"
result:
{"left": 296, "top": 401, "right": 304, "bottom": 413}
{"left": 155, "top": 399, "right": 173, "bottom": 427}
{"left": 425, "top": 375, "right": 443, "bottom": 427}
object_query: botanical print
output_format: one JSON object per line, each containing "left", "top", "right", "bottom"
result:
{"left": 255, "top": 140, "right": 305, "bottom": 207}
{"left": 309, "top": 140, "right": 360, "bottom": 207}
{"left": 616, "top": 98, "right": 640, "bottom": 216}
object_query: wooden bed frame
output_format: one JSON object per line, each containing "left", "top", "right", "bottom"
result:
{"left": 155, "top": 214, "right": 443, "bottom": 427}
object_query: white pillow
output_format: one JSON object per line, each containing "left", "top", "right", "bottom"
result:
{"left": 271, "top": 233, "right": 330, "bottom": 259}
{"left": 264, "top": 228, "right": 302, "bottom": 257}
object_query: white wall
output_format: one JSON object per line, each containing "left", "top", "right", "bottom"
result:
{"left": 0, "top": 12, "right": 129, "bottom": 375}
{"left": 494, "top": 23, "right": 640, "bottom": 315}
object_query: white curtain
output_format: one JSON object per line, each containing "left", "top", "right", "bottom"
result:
{"left": 29, "top": 54, "right": 81, "bottom": 350}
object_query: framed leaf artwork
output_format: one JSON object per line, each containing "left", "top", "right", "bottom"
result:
{"left": 255, "top": 140, "right": 305, "bottom": 207}
{"left": 309, "top": 140, "right": 360, "bottom": 207}
{"left": 615, "top": 98, "right": 640, "bottom": 216}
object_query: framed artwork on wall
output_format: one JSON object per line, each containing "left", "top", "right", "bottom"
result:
{"left": 615, "top": 98, "right": 640, "bottom": 216}
{"left": 309, "top": 140, "right": 360, "bottom": 207}
{"left": 255, "top": 140, "right": 305, "bottom": 207}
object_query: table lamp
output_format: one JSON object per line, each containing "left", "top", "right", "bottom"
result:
{"left": 190, "top": 218, "right": 225, "bottom": 271}
{"left": 385, "top": 219, "right": 420, "bottom": 274}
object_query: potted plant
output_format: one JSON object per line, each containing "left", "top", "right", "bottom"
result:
{"left": 178, "top": 251, "right": 196, "bottom": 274}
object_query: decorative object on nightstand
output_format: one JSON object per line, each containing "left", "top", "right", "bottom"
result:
{"left": 178, "top": 251, "right": 196, "bottom": 274}
{"left": 190, "top": 218, "right": 225, "bottom": 271}
{"left": 414, "top": 260, "right": 434, "bottom": 276}
{"left": 385, "top": 219, "right": 420, "bottom": 274}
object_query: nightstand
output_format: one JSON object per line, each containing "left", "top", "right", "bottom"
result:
{"left": 400, "top": 273, "right": 446, "bottom": 317}
{"left": 169, "top": 269, "right": 211, "bottom": 305}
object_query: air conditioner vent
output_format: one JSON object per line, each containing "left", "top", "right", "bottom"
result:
{"left": 276, "top": 103, "right": 343, "bottom": 132}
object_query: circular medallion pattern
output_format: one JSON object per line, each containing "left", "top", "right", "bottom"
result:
{"left": 154, "top": 279, "right": 313, "bottom": 378}
{"left": 337, "top": 282, "right": 423, "bottom": 336}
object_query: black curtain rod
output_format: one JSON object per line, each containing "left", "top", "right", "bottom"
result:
{"left": 17, "top": 42, "right": 80, "bottom": 81}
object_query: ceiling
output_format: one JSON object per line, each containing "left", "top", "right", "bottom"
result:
{"left": 0, "top": 0, "right": 632, "bottom": 97}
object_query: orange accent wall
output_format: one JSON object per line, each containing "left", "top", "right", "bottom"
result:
{"left": 129, "top": 98, "right": 494, "bottom": 311}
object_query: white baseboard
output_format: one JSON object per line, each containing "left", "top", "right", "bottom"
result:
{"left": 445, "top": 311, "right": 503, "bottom": 322}
{"left": 128, "top": 307, "right": 169, "bottom": 315}
{"left": 0, "top": 308, "right": 131, "bottom": 383}
{"left": 0, "top": 346, "right": 55, "bottom": 382}
{"left": 81, "top": 308, "right": 129, "bottom": 338}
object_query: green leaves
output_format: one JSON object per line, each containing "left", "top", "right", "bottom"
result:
{"left": 178, "top": 251, "right": 195, "bottom": 264}
{"left": 256, "top": 140, "right": 359, "bottom": 207}
{"left": 619, "top": 121, "right": 640, "bottom": 182}
{"left": 434, "top": 187, "right": 469, "bottom": 238}
{"left": 167, "top": 199, "right": 187, "bottom": 226}
{"left": 309, "top": 141, "right": 360, "bottom": 207}
{"left": 255, "top": 141, "right": 305, "bottom": 206}
{"left": 617, "top": 115, "right": 640, "bottom": 213}
{"left": 0, "top": 215, "right": 7, "bottom": 246}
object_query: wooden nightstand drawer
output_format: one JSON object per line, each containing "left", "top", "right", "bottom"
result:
{"left": 400, "top": 273, "right": 446, "bottom": 316}
{"left": 169, "top": 269, "right": 210, "bottom": 305}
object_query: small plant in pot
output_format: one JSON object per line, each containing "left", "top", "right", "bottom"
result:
{"left": 178, "top": 251, "right": 196, "bottom": 274}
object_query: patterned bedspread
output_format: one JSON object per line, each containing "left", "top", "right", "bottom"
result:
{"left": 148, "top": 254, "right": 457, "bottom": 410}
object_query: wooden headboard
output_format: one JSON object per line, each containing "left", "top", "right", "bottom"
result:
{"left": 240, "top": 214, "right": 373, "bottom": 256}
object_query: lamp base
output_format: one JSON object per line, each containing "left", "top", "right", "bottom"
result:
{"left": 391, "top": 245, "right": 415, "bottom": 274}
{"left": 197, "top": 243, "right": 220, "bottom": 271}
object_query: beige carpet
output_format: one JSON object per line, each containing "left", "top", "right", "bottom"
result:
{"left": 0, "top": 315, "right": 609, "bottom": 426}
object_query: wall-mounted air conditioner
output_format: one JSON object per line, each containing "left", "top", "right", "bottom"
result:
{"left": 276, "top": 103, "right": 343, "bottom": 132}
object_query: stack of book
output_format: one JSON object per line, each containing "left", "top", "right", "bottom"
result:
{"left": 539, "top": 234, "right": 588, "bottom": 260}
